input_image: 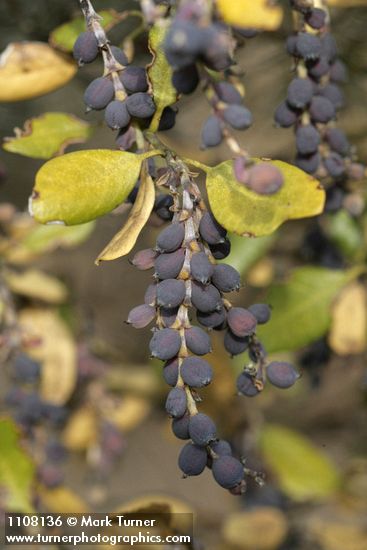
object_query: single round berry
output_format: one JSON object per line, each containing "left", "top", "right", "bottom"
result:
{"left": 199, "top": 212, "right": 227, "bottom": 245}
{"left": 172, "top": 64, "right": 199, "bottom": 94}
{"left": 120, "top": 66, "right": 148, "bottom": 94}
{"left": 105, "top": 100, "right": 131, "bottom": 130}
{"left": 178, "top": 443, "right": 208, "bottom": 476}
{"left": 305, "top": 8, "right": 326, "bottom": 30}
{"left": 144, "top": 283, "right": 157, "bottom": 306}
{"left": 201, "top": 115, "right": 223, "bottom": 148}
{"left": 73, "top": 31, "right": 99, "bottom": 65}
{"left": 224, "top": 330, "right": 249, "bottom": 356}
{"left": 223, "top": 105, "right": 252, "bottom": 130}
{"left": 325, "top": 128, "right": 350, "bottom": 156}
{"left": 189, "top": 413, "right": 217, "bottom": 446}
{"left": 84, "top": 77, "right": 114, "bottom": 110}
{"left": 212, "top": 264, "right": 241, "bottom": 293}
{"left": 197, "top": 308, "right": 226, "bottom": 329}
{"left": 131, "top": 248, "right": 156, "bottom": 270}
{"left": 165, "top": 387, "right": 187, "bottom": 418}
{"left": 209, "top": 239, "right": 231, "bottom": 260}
{"left": 295, "top": 32, "right": 322, "bottom": 60}
{"left": 246, "top": 164, "right": 284, "bottom": 195}
{"left": 110, "top": 45, "right": 129, "bottom": 66}
{"left": 266, "top": 361, "right": 299, "bottom": 389}
{"left": 154, "top": 249, "right": 185, "bottom": 280}
{"left": 181, "top": 357, "right": 213, "bottom": 388}
{"left": 190, "top": 252, "right": 214, "bottom": 284}
{"left": 309, "top": 95, "right": 335, "bottom": 123}
{"left": 156, "top": 279, "right": 186, "bottom": 308}
{"left": 274, "top": 101, "right": 298, "bottom": 128}
{"left": 227, "top": 307, "right": 257, "bottom": 337}
{"left": 191, "top": 282, "right": 222, "bottom": 313}
{"left": 214, "top": 82, "right": 243, "bottom": 105}
{"left": 212, "top": 455, "right": 244, "bottom": 489}
{"left": 185, "top": 326, "right": 212, "bottom": 356}
{"left": 127, "top": 304, "right": 155, "bottom": 328}
{"left": 172, "top": 414, "right": 190, "bottom": 440}
{"left": 287, "top": 78, "right": 314, "bottom": 109}
{"left": 295, "top": 152, "right": 320, "bottom": 174}
{"left": 324, "top": 153, "right": 346, "bottom": 179}
{"left": 156, "top": 223, "right": 185, "bottom": 252}
{"left": 154, "top": 194, "right": 174, "bottom": 221}
{"left": 296, "top": 125, "right": 320, "bottom": 155}
{"left": 149, "top": 328, "right": 181, "bottom": 361}
{"left": 236, "top": 372, "right": 260, "bottom": 397}
{"left": 248, "top": 303, "right": 271, "bottom": 324}
{"left": 126, "top": 92, "right": 156, "bottom": 118}
{"left": 163, "top": 358, "right": 179, "bottom": 386}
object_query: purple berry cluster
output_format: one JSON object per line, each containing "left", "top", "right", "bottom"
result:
{"left": 275, "top": 0, "right": 365, "bottom": 207}
{"left": 127, "top": 168, "right": 299, "bottom": 493}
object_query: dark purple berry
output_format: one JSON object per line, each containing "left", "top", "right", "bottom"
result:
{"left": 166, "top": 387, "right": 187, "bottom": 418}
{"left": 164, "top": 20, "right": 204, "bottom": 69}
{"left": 185, "top": 326, "right": 211, "bottom": 356}
{"left": 266, "top": 361, "right": 299, "bottom": 388}
{"left": 84, "top": 77, "right": 114, "bottom": 110}
{"left": 212, "top": 264, "right": 241, "bottom": 292}
{"left": 224, "top": 330, "right": 249, "bottom": 356}
{"left": 144, "top": 283, "right": 157, "bottom": 306}
{"left": 325, "top": 128, "right": 350, "bottom": 156}
{"left": 287, "top": 77, "right": 314, "bottom": 109}
{"left": 296, "top": 125, "right": 320, "bottom": 155}
{"left": 163, "top": 358, "right": 179, "bottom": 386}
{"left": 181, "top": 356, "right": 213, "bottom": 387}
{"left": 191, "top": 282, "right": 222, "bottom": 313}
{"left": 160, "top": 307, "right": 179, "bottom": 328}
{"left": 199, "top": 212, "right": 227, "bottom": 245}
{"left": 248, "top": 303, "right": 271, "bottom": 324}
{"left": 236, "top": 372, "right": 260, "bottom": 397}
{"left": 306, "top": 56, "right": 330, "bottom": 79}
{"left": 305, "top": 8, "right": 326, "bottom": 30}
{"left": 73, "top": 31, "right": 99, "bottom": 65}
{"left": 172, "top": 414, "right": 190, "bottom": 440}
{"left": 158, "top": 107, "right": 177, "bottom": 131}
{"left": 197, "top": 308, "right": 226, "bottom": 329}
{"left": 212, "top": 455, "right": 244, "bottom": 489}
{"left": 131, "top": 248, "right": 156, "bottom": 270}
{"left": 178, "top": 442, "right": 207, "bottom": 476}
{"left": 295, "top": 152, "right": 320, "bottom": 174}
{"left": 227, "top": 307, "right": 257, "bottom": 337}
{"left": 154, "top": 249, "right": 185, "bottom": 280}
{"left": 223, "top": 105, "right": 252, "bottom": 130}
{"left": 189, "top": 413, "right": 217, "bottom": 446}
{"left": 120, "top": 66, "right": 148, "bottom": 94}
{"left": 324, "top": 153, "right": 346, "bottom": 179}
{"left": 295, "top": 32, "right": 322, "bottom": 60}
{"left": 126, "top": 92, "right": 156, "bottom": 118}
{"left": 156, "top": 223, "right": 185, "bottom": 252}
{"left": 105, "top": 100, "right": 131, "bottom": 130}
{"left": 201, "top": 115, "right": 223, "bottom": 148}
{"left": 209, "top": 239, "right": 231, "bottom": 260}
{"left": 172, "top": 64, "right": 199, "bottom": 94}
{"left": 246, "top": 164, "right": 284, "bottom": 195}
{"left": 274, "top": 101, "right": 298, "bottom": 128}
{"left": 190, "top": 252, "right": 214, "bottom": 284}
{"left": 319, "top": 83, "right": 344, "bottom": 109}
{"left": 309, "top": 95, "right": 335, "bottom": 123}
{"left": 110, "top": 45, "right": 128, "bottom": 66}
{"left": 214, "top": 82, "right": 242, "bottom": 105}
{"left": 157, "top": 279, "right": 186, "bottom": 308}
{"left": 149, "top": 328, "right": 181, "bottom": 360}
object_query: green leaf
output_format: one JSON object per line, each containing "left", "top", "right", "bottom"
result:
{"left": 324, "top": 210, "right": 364, "bottom": 260}
{"left": 0, "top": 417, "right": 35, "bottom": 512}
{"left": 49, "top": 10, "right": 121, "bottom": 52}
{"left": 259, "top": 424, "right": 340, "bottom": 501}
{"left": 257, "top": 266, "right": 364, "bottom": 353}
{"left": 3, "top": 112, "right": 94, "bottom": 160}
{"left": 147, "top": 24, "right": 177, "bottom": 132}
{"left": 222, "top": 233, "right": 276, "bottom": 275}
{"left": 205, "top": 159, "right": 325, "bottom": 237}
{"left": 30, "top": 149, "right": 161, "bottom": 225}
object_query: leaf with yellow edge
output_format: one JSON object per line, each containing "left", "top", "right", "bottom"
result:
{"left": 38, "top": 486, "right": 89, "bottom": 513}
{"left": 203, "top": 158, "right": 325, "bottom": 237}
{"left": 30, "top": 149, "right": 161, "bottom": 226}
{"left": 0, "top": 42, "right": 76, "bottom": 102}
{"left": 4, "top": 268, "right": 68, "bottom": 304}
{"left": 0, "top": 417, "right": 35, "bottom": 512}
{"left": 328, "top": 281, "right": 367, "bottom": 356}
{"left": 3, "top": 113, "right": 94, "bottom": 160}
{"left": 19, "top": 308, "right": 77, "bottom": 406}
{"left": 259, "top": 424, "right": 341, "bottom": 501}
{"left": 96, "top": 163, "right": 155, "bottom": 264}
{"left": 216, "top": 0, "right": 283, "bottom": 31}
{"left": 147, "top": 24, "right": 178, "bottom": 132}
{"left": 50, "top": 10, "right": 122, "bottom": 52}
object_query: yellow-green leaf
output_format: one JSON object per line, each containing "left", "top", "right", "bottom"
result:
{"left": 96, "top": 163, "right": 155, "bottom": 264}
{"left": 257, "top": 266, "right": 364, "bottom": 353}
{"left": 5, "top": 221, "right": 95, "bottom": 264}
{"left": 216, "top": 0, "right": 283, "bottom": 31}
{"left": 3, "top": 113, "right": 94, "bottom": 160}
{"left": 259, "top": 424, "right": 340, "bottom": 501}
{"left": 204, "top": 159, "right": 325, "bottom": 237}
{"left": 0, "top": 417, "right": 35, "bottom": 512}
{"left": 30, "top": 149, "right": 161, "bottom": 225}
{"left": 0, "top": 42, "right": 76, "bottom": 102}
{"left": 147, "top": 24, "right": 177, "bottom": 132}
{"left": 49, "top": 10, "right": 122, "bottom": 52}
{"left": 4, "top": 269, "right": 68, "bottom": 304}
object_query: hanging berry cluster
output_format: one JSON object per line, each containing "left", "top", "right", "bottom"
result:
{"left": 275, "top": 0, "right": 366, "bottom": 212}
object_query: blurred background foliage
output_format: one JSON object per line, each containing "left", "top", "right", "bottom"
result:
{"left": 0, "top": 1, "right": 367, "bottom": 549}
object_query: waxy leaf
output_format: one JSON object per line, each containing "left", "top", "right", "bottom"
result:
{"left": 216, "top": 0, "right": 283, "bottom": 31}
{"left": 3, "top": 112, "right": 94, "bottom": 160}
{"left": 0, "top": 42, "right": 76, "bottom": 102}
{"left": 257, "top": 266, "right": 364, "bottom": 353}
{"left": 147, "top": 24, "right": 178, "bottom": 132}
{"left": 0, "top": 418, "right": 35, "bottom": 512}
{"left": 30, "top": 149, "right": 161, "bottom": 225}
{"left": 259, "top": 424, "right": 340, "bottom": 501}
{"left": 49, "top": 10, "right": 121, "bottom": 52}
{"left": 205, "top": 159, "right": 325, "bottom": 237}
{"left": 96, "top": 163, "right": 155, "bottom": 264}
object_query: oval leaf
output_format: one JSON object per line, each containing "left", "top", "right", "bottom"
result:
{"left": 0, "top": 418, "right": 35, "bottom": 512}
{"left": 19, "top": 308, "right": 77, "bottom": 406}
{"left": 0, "top": 42, "right": 76, "bottom": 102}
{"left": 205, "top": 159, "right": 325, "bottom": 237}
{"left": 216, "top": 0, "right": 283, "bottom": 31}
{"left": 30, "top": 149, "right": 161, "bottom": 225}
{"left": 5, "top": 269, "right": 68, "bottom": 304}
{"left": 259, "top": 424, "right": 340, "bottom": 501}
{"left": 147, "top": 24, "right": 178, "bottom": 132}
{"left": 328, "top": 281, "right": 367, "bottom": 356}
{"left": 50, "top": 10, "right": 122, "bottom": 52}
{"left": 96, "top": 163, "right": 155, "bottom": 264}
{"left": 3, "top": 113, "right": 94, "bottom": 160}
{"left": 257, "top": 266, "right": 364, "bottom": 353}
